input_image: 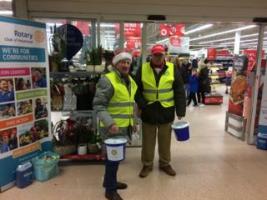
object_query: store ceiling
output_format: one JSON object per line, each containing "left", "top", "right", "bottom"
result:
{"left": 4, "top": 0, "right": 266, "bottom": 52}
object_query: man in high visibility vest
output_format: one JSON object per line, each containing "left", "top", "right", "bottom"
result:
{"left": 93, "top": 51, "right": 137, "bottom": 200}
{"left": 135, "top": 44, "right": 186, "bottom": 178}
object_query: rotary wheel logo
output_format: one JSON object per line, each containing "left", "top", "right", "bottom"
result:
{"left": 34, "top": 30, "right": 45, "bottom": 43}
{"left": 111, "top": 149, "right": 118, "bottom": 156}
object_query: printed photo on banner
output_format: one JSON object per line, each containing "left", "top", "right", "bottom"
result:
{"left": 31, "top": 68, "right": 47, "bottom": 88}
{"left": 17, "top": 99, "right": 33, "bottom": 116}
{"left": 0, "top": 103, "right": 16, "bottom": 119}
{"left": 34, "top": 97, "right": 48, "bottom": 119}
{"left": 15, "top": 77, "right": 31, "bottom": 91}
{"left": 19, "top": 119, "right": 49, "bottom": 147}
{"left": 0, "top": 127, "right": 18, "bottom": 153}
{"left": 0, "top": 78, "right": 14, "bottom": 103}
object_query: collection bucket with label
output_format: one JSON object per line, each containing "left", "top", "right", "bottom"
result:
{"left": 257, "top": 133, "right": 267, "bottom": 150}
{"left": 171, "top": 121, "right": 190, "bottom": 141}
{"left": 104, "top": 138, "right": 127, "bottom": 162}
{"left": 16, "top": 161, "right": 34, "bottom": 188}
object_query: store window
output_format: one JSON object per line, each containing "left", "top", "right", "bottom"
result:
{"left": 100, "top": 23, "right": 120, "bottom": 51}
{"left": 99, "top": 22, "right": 143, "bottom": 74}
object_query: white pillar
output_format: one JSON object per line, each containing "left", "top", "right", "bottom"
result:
{"left": 119, "top": 22, "right": 124, "bottom": 49}
{"left": 96, "top": 18, "right": 101, "bottom": 47}
{"left": 91, "top": 19, "right": 96, "bottom": 49}
{"left": 234, "top": 31, "right": 241, "bottom": 55}
{"left": 142, "top": 22, "right": 147, "bottom": 63}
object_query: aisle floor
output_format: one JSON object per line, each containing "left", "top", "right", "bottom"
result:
{"left": 1, "top": 88, "right": 267, "bottom": 200}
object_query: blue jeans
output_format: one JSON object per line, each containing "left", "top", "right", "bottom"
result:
{"left": 103, "top": 160, "right": 119, "bottom": 193}
{"left": 184, "top": 84, "right": 189, "bottom": 99}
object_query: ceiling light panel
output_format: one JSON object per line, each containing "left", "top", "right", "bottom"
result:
{"left": 185, "top": 24, "right": 213, "bottom": 35}
{"left": 190, "top": 25, "right": 257, "bottom": 42}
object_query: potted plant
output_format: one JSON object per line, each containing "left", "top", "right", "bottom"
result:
{"left": 86, "top": 46, "right": 102, "bottom": 72}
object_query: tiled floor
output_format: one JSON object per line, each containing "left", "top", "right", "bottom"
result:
{"left": 1, "top": 88, "right": 267, "bottom": 200}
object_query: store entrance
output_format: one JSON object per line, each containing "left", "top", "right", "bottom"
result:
{"left": 35, "top": 18, "right": 266, "bottom": 161}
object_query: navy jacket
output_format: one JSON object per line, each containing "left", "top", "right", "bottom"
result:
{"left": 188, "top": 75, "right": 199, "bottom": 93}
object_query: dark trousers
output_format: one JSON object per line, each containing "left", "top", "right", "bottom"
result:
{"left": 200, "top": 92, "right": 205, "bottom": 104}
{"left": 197, "top": 91, "right": 205, "bottom": 104}
{"left": 103, "top": 161, "right": 119, "bottom": 193}
{"left": 142, "top": 122, "right": 172, "bottom": 167}
{"left": 187, "top": 92, "right": 198, "bottom": 106}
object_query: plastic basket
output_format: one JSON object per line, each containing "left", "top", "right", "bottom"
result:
{"left": 32, "top": 151, "right": 60, "bottom": 182}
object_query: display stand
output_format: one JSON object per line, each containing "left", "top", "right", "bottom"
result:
{"left": 50, "top": 72, "right": 104, "bottom": 162}
{"left": 50, "top": 72, "right": 142, "bottom": 162}
{"left": 225, "top": 111, "right": 246, "bottom": 140}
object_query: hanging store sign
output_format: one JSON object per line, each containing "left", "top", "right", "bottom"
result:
{"left": 243, "top": 49, "right": 265, "bottom": 72}
{"left": 124, "top": 36, "right": 141, "bottom": 52}
{"left": 114, "top": 23, "right": 141, "bottom": 37}
{"left": 159, "top": 24, "right": 185, "bottom": 37}
{"left": 0, "top": 16, "right": 52, "bottom": 192}
{"left": 168, "top": 36, "right": 189, "bottom": 54}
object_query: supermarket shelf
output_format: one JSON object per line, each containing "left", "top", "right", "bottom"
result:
{"left": 50, "top": 71, "right": 101, "bottom": 79}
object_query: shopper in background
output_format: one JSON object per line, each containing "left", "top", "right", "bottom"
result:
{"left": 192, "top": 58, "right": 199, "bottom": 69}
{"left": 198, "top": 58, "right": 211, "bottom": 105}
{"left": 225, "top": 69, "right": 232, "bottom": 94}
{"left": 93, "top": 51, "right": 137, "bottom": 200}
{"left": 135, "top": 44, "right": 186, "bottom": 178}
{"left": 187, "top": 69, "right": 199, "bottom": 107}
{"left": 179, "top": 57, "right": 192, "bottom": 98}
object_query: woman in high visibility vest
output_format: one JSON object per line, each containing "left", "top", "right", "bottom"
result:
{"left": 93, "top": 51, "right": 137, "bottom": 200}
{"left": 135, "top": 44, "right": 186, "bottom": 178}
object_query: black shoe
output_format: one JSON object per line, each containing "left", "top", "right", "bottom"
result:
{"left": 116, "top": 182, "right": 127, "bottom": 190}
{"left": 105, "top": 191, "right": 123, "bottom": 200}
{"left": 159, "top": 165, "right": 176, "bottom": 176}
{"left": 139, "top": 165, "right": 153, "bottom": 178}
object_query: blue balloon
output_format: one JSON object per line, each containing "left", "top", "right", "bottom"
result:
{"left": 57, "top": 24, "right": 84, "bottom": 60}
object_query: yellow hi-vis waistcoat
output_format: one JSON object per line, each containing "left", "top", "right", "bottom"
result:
{"left": 141, "top": 62, "right": 174, "bottom": 107}
{"left": 102, "top": 71, "right": 137, "bottom": 128}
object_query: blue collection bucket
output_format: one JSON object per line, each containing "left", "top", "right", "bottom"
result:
{"left": 104, "top": 138, "right": 127, "bottom": 162}
{"left": 171, "top": 121, "right": 190, "bottom": 141}
{"left": 256, "top": 133, "right": 267, "bottom": 150}
{"left": 16, "top": 161, "right": 34, "bottom": 188}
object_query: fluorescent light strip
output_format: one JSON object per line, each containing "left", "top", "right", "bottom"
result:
{"left": 219, "top": 38, "right": 267, "bottom": 45}
{"left": 0, "top": 10, "right": 12, "bottom": 15}
{"left": 199, "top": 33, "right": 265, "bottom": 44}
{"left": 185, "top": 24, "right": 213, "bottom": 35}
{"left": 190, "top": 25, "right": 257, "bottom": 42}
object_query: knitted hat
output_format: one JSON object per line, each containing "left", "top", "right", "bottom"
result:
{"left": 112, "top": 52, "right": 132, "bottom": 66}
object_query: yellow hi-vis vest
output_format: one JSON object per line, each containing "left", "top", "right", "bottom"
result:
{"left": 102, "top": 71, "right": 137, "bottom": 128}
{"left": 141, "top": 62, "right": 174, "bottom": 107}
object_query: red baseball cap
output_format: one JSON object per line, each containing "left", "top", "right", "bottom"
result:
{"left": 151, "top": 44, "right": 166, "bottom": 55}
